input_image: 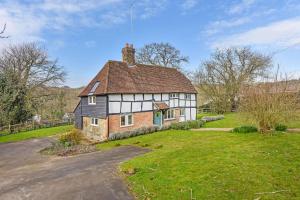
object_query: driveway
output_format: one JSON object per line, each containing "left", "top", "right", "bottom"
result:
{"left": 0, "top": 138, "right": 149, "bottom": 200}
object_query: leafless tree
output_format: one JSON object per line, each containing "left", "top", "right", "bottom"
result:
{"left": 136, "top": 42, "right": 189, "bottom": 70}
{"left": 239, "top": 72, "right": 299, "bottom": 133}
{"left": 0, "top": 24, "right": 8, "bottom": 38}
{"left": 0, "top": 43, "right": 66, "bottom": 125}
{"left": 194, "top": 47, "right": 272, "bottom": 113}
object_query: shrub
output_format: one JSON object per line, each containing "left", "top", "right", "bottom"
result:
{"left": 275, "top": 124, "right": 287, "bottom": 131}
{"left": 233, "top": 126, "right": 258, "bottom": 133}
{"left": 201, "top": 115, "right": 224, "bottom": 122}
{"left": 170, "top": 120, "right": 205, "bottom": 130}
{"left": 59, "top": 129, "right": 82, "bottom": 146}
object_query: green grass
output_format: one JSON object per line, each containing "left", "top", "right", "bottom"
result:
{"left": 98, "top": 130, "right": 300, "bottom": 199}
{"left": 197, "top": 112, "right": 300, "bottom": 128}
{"left": 0, "top": 125, "right": 73, "bottom": 143}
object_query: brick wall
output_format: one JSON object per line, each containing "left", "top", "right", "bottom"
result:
{"left": 163, "top": 108, "right": 180, "bottom": 126}
{"left": 108, "top": 111, "right": 153, "bottom": 134}
{"left": 82, "top": 117, "right": 108, "bottom": 141}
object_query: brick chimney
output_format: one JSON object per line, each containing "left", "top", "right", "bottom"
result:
{"left": 122, "top": 43, "right": 135, "bottom": 66}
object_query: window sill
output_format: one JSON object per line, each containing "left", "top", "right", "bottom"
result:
{"left": 120, "top": 124, "right": 134, "bottom": 128}
{"left": 88, "top": 103, "right": 96, "bottom": 105}
{"left": 91, "top": 124, "right": 99, "bottom": 127}
{"left": 164, "top": 118, "right": 176, "bottom": 121}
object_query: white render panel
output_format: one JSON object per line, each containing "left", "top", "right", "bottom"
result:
{"left": 164, "top": 100, "right": 169, "bottom": 106}
{"left": 123, "top": 94, "right": 134, "bottom": 101}
{"left": 186, "top": 101, "right": 191, "bottom": 107}
{"left": 109, "top": 102, "right": 121, "bottom": 113}
{"left": 179, "top": 100, "right": 185, "bottom": 107}
{"left": 169, "top": 99, "right": 174, "bottom": 107}
{"left": 109, "top": 94, "right": 121, "bottom": 101}
{"left": 154, "top": 94, "right": 161, "bottom": 101}
{"left": 180, "top": 93, "right": 185, "bottom": 99}
{"left": 162, "top": 94, "right": 169, "bottom": 100}
{"left": 191, "top": 100, "right": 196, "bottom": 107}
{"left": 144, "top": 94, "right": 153, "bottom": 100}
{"left": 135, "top": 94, "right": 143, "bottom": 101}
{"left": 132, "top": 102, "right": 142, "bottom": 112}
{"left": 179, "top": 116, "right": 185, "bottom": 122}
{"left": 174, "top": 99, "right": 179, "bottom": 107}
{"left": 191, "top": 94, "right": 196, "bottom": 100}
{"left": 121, "top": 102, "right": 131, "bottom": 113}
{"left": 191, "top": 108, "right": 196, "bottom": 120}
{"left": 142, "top": 101, "right": 152, "bottom": 111}
{"left": 185, "top": 108, "right": 191, "bottom": 120}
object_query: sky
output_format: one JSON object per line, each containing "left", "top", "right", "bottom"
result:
{"left": 0, "top": 0, "right": 300, "bottom": 87}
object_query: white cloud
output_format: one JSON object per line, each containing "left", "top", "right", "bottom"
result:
{"left": 228, "top": 0, "right": 256, "bottom": 15}
{"left": 181, "top": 0, "right": 198, "bottom": 11}
{"left": 204, "top": 17, "right": 251, "bottom": 36}
{"left": 84, "top": 40, "right": 96, "bottom": 48}
{"left": 212, "top": 17, "right": 300, "bottom": 49}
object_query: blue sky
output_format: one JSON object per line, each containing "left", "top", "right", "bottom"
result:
{"left": 1, "top": 0, "right": 300, "bottom": 87}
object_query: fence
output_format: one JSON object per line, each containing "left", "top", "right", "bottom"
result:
{"left": 0, "top": 119, "right": 74, "bottom": 136}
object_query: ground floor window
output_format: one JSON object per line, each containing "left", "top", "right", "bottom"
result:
{"left": 121, "top": 114, "right": 133, "bottom": 127}
{"left": 180, "top": 108, "right": 185, "bottom": 116}
{"left": 91, "top": 117, "right": 99, "bottom": 126}
{"left": 164, "top": 109, "right": 175, "bottom": 119}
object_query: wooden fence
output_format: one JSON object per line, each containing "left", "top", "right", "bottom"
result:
{"left": 0, "top": 119, "right": 74, "bottom": 136}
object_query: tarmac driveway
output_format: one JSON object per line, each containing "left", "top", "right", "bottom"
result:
{"left": 0, "top": 138, "right": 149, "bottom": 200}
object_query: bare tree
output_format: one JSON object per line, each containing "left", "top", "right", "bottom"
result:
{"left": 136, "top": 42, "right": 189, "bottom": 69}
{"left": 194, "top": 47, "right": 272, "bottom": 113}
{"left": 0, "top": 43, "right": 66, "bottom": 125}
{"left": 0, "top": 24, "right": 8, "bottom": 38}
{"left": 239, "top": 73, "right": 299, "bottom": 133}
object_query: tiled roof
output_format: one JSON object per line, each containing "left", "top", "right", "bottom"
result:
{"left": 79, "top": 61, "right": 197, "bottom": 96}
{"left": 154, "top": 102, "right": 170, "bottom": 110}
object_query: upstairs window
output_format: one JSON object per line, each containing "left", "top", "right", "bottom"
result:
{"left": 88, "top": 96, "right": 96, "bottom": 105}
{"left": 164, "top": 109, "right": 175, "bottom": 120}
{"left": 170, "top": 93, "right": 179, "bottom": 99}
{"left": 185, "top": 94, "right": 191, "bottom": 100}
{"left": 91, "top": 118, "right": 99, "bottom": 126}
{"left": 121, "top": 114, "right": 133, "bottom": 127}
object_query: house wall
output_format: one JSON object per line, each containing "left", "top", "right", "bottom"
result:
{"left": 74, "top": 101, "right": 82, "bottom": 129}
{"left": 163, "top": 108, "right": 180, "bottom": 126}
{"left": 81, "top": 95, "right": 107, "bottom": 118}
{"left": 82, "top": 116, "right": 108, "bottom": 141}
{"left": 109, "top": 111, "right": 153, "bottom": 134}
{"left": 108, "top": 93, "right": 197, "bottom": 120}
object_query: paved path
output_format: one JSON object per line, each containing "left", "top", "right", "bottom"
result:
{"left": 0, "top": 138, "right": 149, "bottom": 200}
{"left": 191, "top": 128, "right": 233, "bottom": 132}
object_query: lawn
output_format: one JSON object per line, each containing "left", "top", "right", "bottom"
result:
{"left": 197, "top": 112, "right": 300, "bottom": 128}
{"left": 0, "top": 125, "right": 73, "bottom": 143}
{"left": 98, "top": 130, "right": 300, "bottom": 200}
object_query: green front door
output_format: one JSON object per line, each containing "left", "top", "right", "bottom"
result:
{"left": 154, "top": 111, "right": 162, "bottom": 126}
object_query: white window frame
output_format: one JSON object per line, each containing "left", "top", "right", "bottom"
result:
{"left": 185, "top": 94, "right": 191, "bottom": 100}
{"left": 179, "top": 108, "right": 185, "bottom": 116}
{"left": 164, "top": 109, "right": 176, "bottom": 120}
{"left": 120, "top": 113, "right": 134, "bottom": 127}
{"left": 170, "top": 93, "right": 179, "bottom": 99}
{"left": 91, "top": 117, "right": 99, "bottom": 126}
{"left": 88, "top": 96, "right": 96, "bottom": 105}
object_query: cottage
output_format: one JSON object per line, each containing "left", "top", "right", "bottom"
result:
{"left": 74, "top": 44, "right": 197, "bottom": 141}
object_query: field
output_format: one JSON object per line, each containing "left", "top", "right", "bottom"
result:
{"left": 0, "top": 125, "right": 73, "bottom": 143}
{"left": 97, "top": 130, "right": 300, "bottom": 200}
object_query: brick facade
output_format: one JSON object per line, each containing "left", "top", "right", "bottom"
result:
{"left": 108, "top": 111, "right": 153, "bottom": 134}
{"left": 162, "top": 108, "right": 180, "bottom": 126}
{"left": 82, "top": 117, "right": 108, "bottom": 141}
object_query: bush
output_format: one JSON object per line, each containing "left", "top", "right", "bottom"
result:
{"left": 59, "top": 129, "right": 82, "bottom": 146}
{"left": 233, "top": 126, "right": 258, "bottom": 133}
{"left": 275, "top": 124, "right": 287, "bottom": 131}
{"left": 201, "top": 115, "right": 224, "bottom": 122}
{"left": 170, "top": 120, "right": 205, "bottom": 130}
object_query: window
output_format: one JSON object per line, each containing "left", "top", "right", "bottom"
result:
{"left": 185, "top": 94, "right": 191, "bottom": 100}
{"left": 180, "top": 108, "right": 185, "bottom": 116}
{"left": 88, "top": 96, "right": 96, "bottom": 105}
{"left": 120, "top": 114, "right": 133, "bottom": 127}
{"left": 170, "top": 93, "right": 179, "bottom": 99}
{"left": 91, "top": 118, "right": 99, "bottom": 126}
{"left": 164, "top": 109, "right": 175, "bottom": 119}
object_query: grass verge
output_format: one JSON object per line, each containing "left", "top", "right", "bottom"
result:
{"left": 0, "top": 125, "right": 73, "bottom": 143}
